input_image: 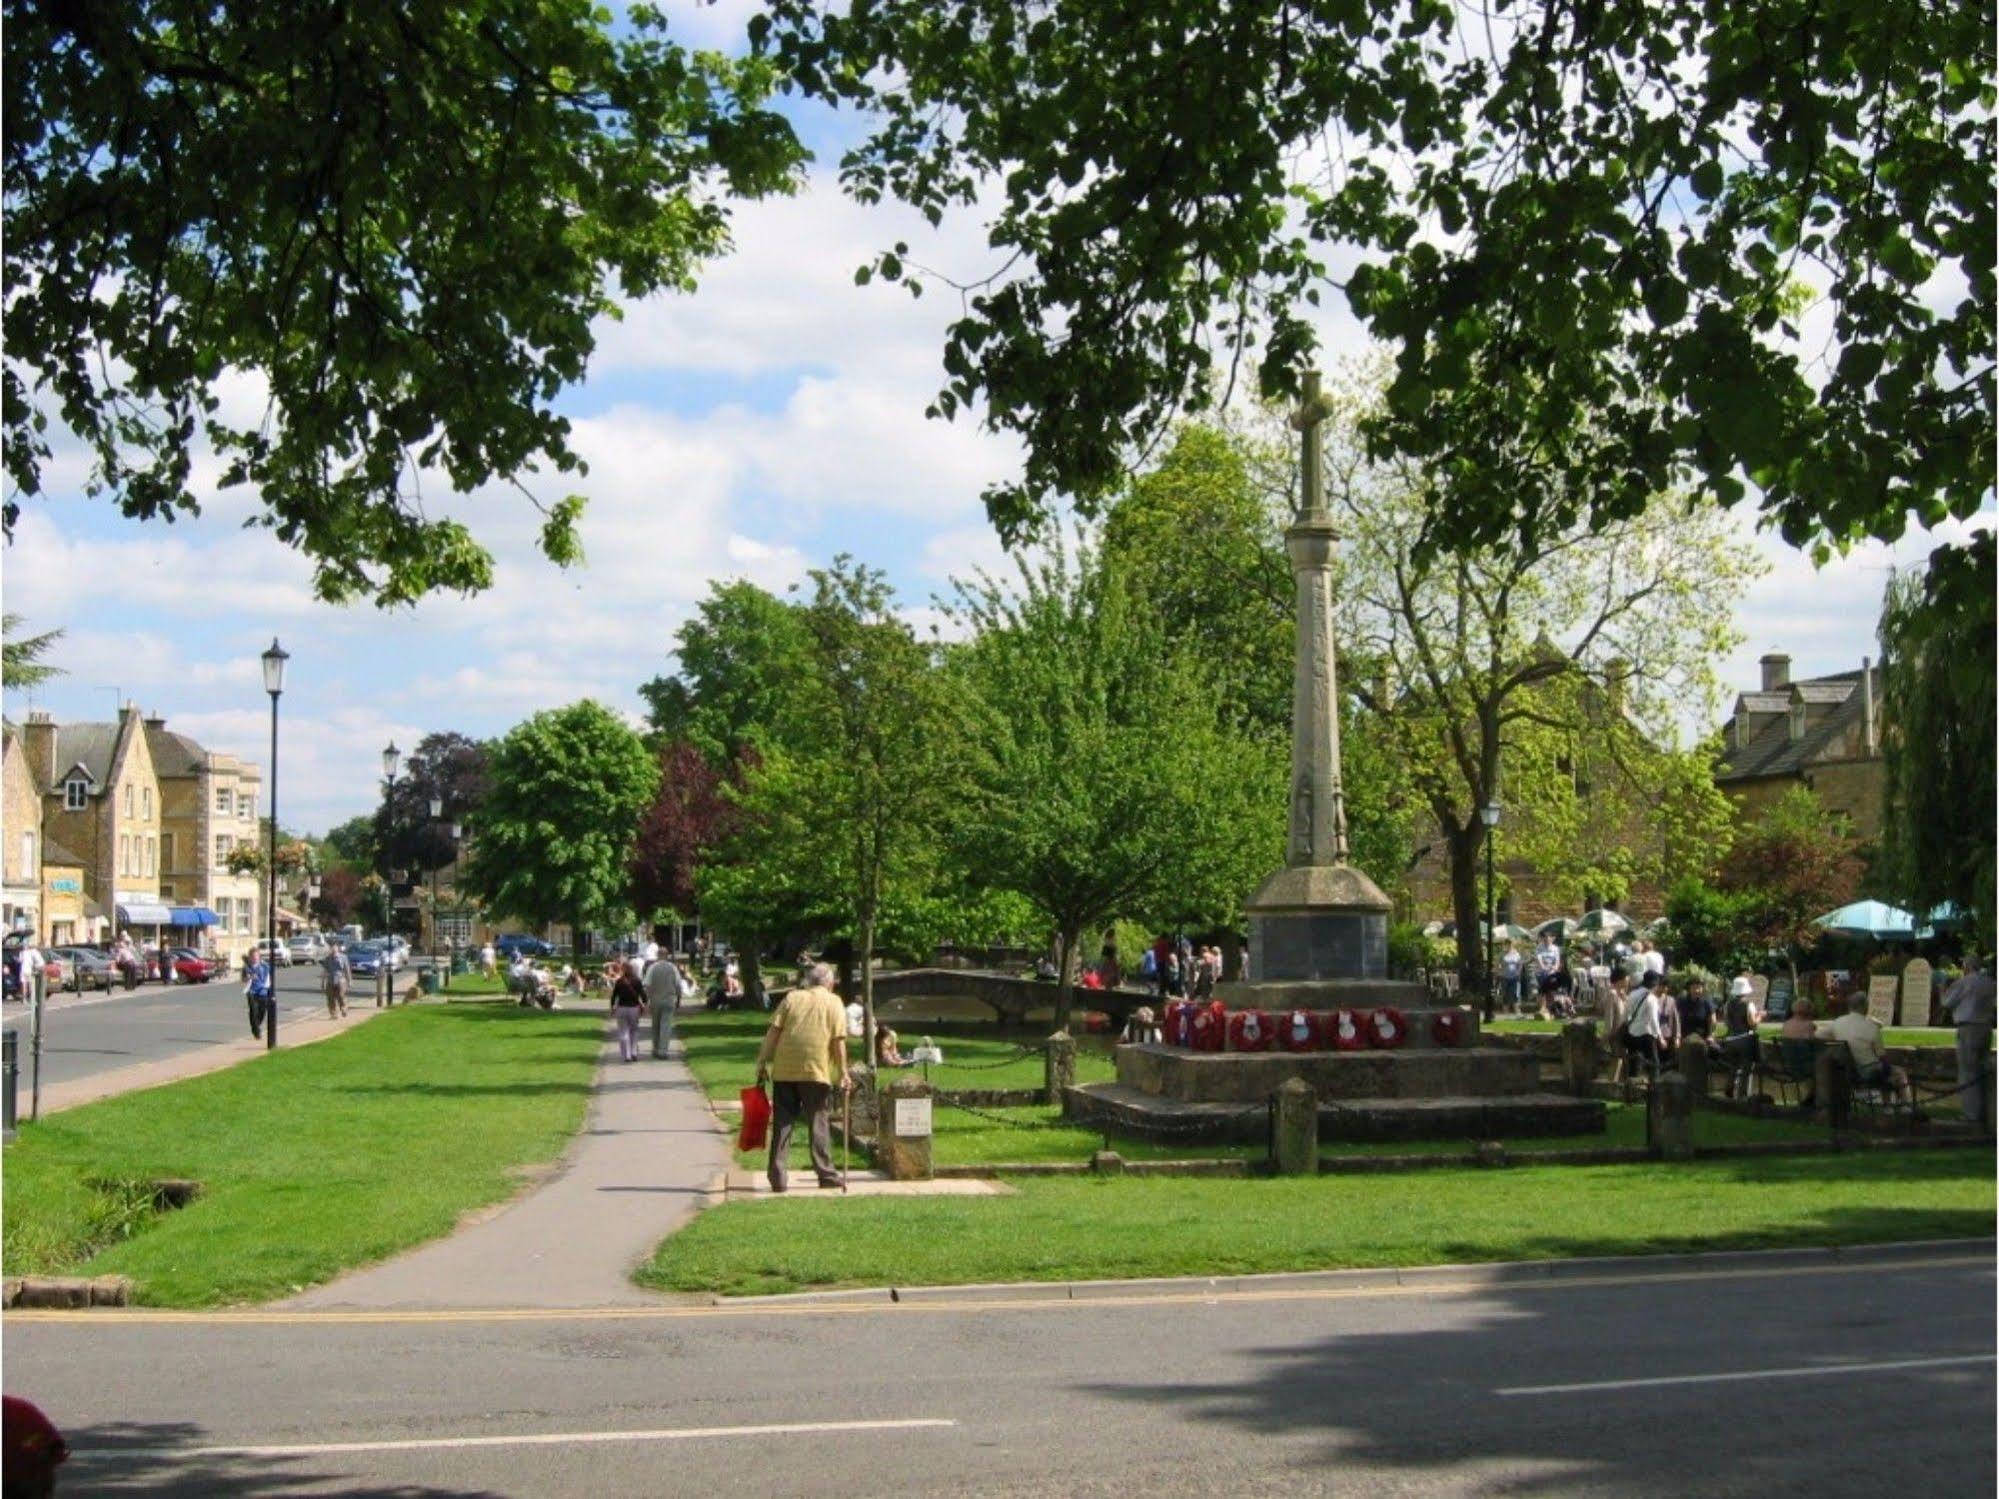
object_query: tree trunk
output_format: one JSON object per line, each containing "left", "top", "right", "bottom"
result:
{"left": 858, "top": 910, "right": 876, "bottom": 1069}
{"left": 1447, "top": 820, "right": 1486, "bottom": 997}
{"left": 1053, "top": 922, "right": 1081, "bottom": 1036}
{"left": 741, "top": 945, "right": 763, "bottom": 1011}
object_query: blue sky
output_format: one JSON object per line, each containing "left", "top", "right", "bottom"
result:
{"left": 3, "top": 6, "right": 1989, "bottom": 832}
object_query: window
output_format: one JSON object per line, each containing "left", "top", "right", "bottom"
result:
{"left": 215, "top": 788, "right": 232, "bottom": 814}
{"left": 142, "top": 786, "right": 152, "bottom": 818}
{"left": 161, "top": 833, "right": 175, "bottom": 871}
{"left": 239, "top": 793, "right": 253, "bottom": 820}
{"left": 64, "top": 777, "right": 88, "bottom": 811}
{"left": 120, "top": 835, "right": 131, "bottom": 875}
{"left": 215, "top": 833, "right": 233, "bottom": 861}
{"left": 237, "top": 898, "right": 253, "bottom": 933}
{"left": 19, "top": 832, "right": 34, "bottom": 878}
{"left": 145, "top": 836, "right": 156, "bottom": 876}
{"left": 123, "top": 784, "right": 133, "bottom": 816}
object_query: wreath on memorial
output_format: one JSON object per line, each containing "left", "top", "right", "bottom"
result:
{"left": 1368, "top": 1006, "right": 1408, "bottom": 1049}
{"left": 1431, "top": 1009, "right": 1467, "bottom": 1047}
{"left": 1282, "top": 1009, "right": 1319, "bottom": 1052}
{"left": 1331, "top": 1008, "right": 1370, "bottom": 1052}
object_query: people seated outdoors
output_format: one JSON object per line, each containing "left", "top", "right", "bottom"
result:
{"left": 1078, "top": 965, "right": 1105, "bottom": 991}
{"left": 1817, "top": 987, "right": 1916, "bottom": 1110}
{"left": 1717, "top": 975, "right": 1762, "bottom": 1097}
{"left": 1121, "top": 1006, "right": 1162, "bottom": 1045}
{"left": 875, "top": 1026, "right": 909, "bottom": 1067}
{"left": 1034, "top": 954, "right": 1059, "bottom": 981}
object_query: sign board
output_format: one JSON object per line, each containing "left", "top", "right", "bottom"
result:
{"left": 48, "top": 879, "right": 79, "bottom": 895}
{"left": 893, "top": 1097, "right": 933, "bottom": 1138}
{"left": 1902, "top": 958, "right": 1934, "bottom": 1028}
{"left": 1764, "top": 975, "right": 1793, "bottom": 1017}
{"left": 1866, "top": 974, "right": 1898, "bottom": 1026}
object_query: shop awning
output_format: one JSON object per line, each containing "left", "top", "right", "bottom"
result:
{"left": 116, "top": 902, "right": 173, "bottom": 925}
{"left": 168, "top": 906, "right": 220, "bottom": 927}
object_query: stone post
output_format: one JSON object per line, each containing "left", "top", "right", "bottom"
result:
{"left": 1560, "top": 1022, "right": 1600, "bottom": 1097}
{"left": 1815, "top": 1044, "right": 1852, "bottom": 1134}
{"left": 1647, "top": 1072, "right": 1695, "bottom": 1160}
{"left": 1044, "top": 1030, "right": 1076, "bottom": 1107}
{"left": 875, "top": 1076, "right": 934, "bottom": 1182}
{"left": 1678, "top": 1040, "right": 1710, "bottom": 1103}
{"left": 1273, "top": 1077, "right": 1318, "bottom": 1176}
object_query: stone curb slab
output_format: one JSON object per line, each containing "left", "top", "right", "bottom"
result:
{"left": 708, "top": 1236, "right": 1996, "bottom": 1308}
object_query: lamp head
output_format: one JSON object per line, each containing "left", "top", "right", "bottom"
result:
{"left": 429, "top": 796, "right": 443, "bottom": 819}
{"left": 382, "top": 742, "right": 400, "bottom": 781}
{"left": 1479, "top": 800, "right": 1502, "bottom": 829}
{"left": 261, "top": 637, "right": 290, "bottom": 696}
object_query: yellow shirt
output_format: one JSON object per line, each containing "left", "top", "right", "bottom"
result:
{"left": 761, "top": 987, "right": 847, "bottom": 1084}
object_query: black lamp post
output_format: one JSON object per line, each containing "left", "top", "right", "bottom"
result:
{"left": 261, "top": 638, "right": 289, "bottom": 1048}
{"left": 1480, "top": 798, "right": 1502, "bottom": 1022}
{"left": 380, "top": 742, "right": 400, "bottom": 1007}
{"left": 428, "top": 795, "right": 444, "bottom": 989}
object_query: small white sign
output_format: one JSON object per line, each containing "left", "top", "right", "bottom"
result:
{"left": 894, "top": 1098, "right": 933, "bottom": 1137}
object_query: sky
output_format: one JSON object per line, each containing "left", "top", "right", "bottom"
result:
{"left": 3, "top": 9, "right": 1990, "bottom": 834}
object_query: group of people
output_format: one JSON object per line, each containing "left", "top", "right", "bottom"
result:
{"left": 604, "top": 943, "right": 697, "bottom": 1062}
{"left": 1499, "top": 933, "right": 1668, "bottom": 1020}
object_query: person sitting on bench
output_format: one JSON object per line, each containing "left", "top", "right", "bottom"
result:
{"left": 1817, "top": 988, "right": 1913, "bottom": 1109}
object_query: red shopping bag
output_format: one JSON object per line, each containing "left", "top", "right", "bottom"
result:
{"left": 737, "top": 1085, "right": 772, "bottom": 1152}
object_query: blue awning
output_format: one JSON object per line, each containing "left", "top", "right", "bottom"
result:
{"left": 169, "top": 906, "right": 220, "bottom": 927}
{"left": 116, "top": 902, "right": 174, "bottom": 925}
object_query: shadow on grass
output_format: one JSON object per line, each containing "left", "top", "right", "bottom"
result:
{"left": 64, "top": 1419, "right": 490, "bottom": 1496}
{"left": 335, "top": 1081, "right": 594, "bottom": 1098}
{"left": 1074, "top": 1226, "right": 1996, "bottom": 1497}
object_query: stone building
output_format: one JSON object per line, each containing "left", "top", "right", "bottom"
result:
{"left": 40, "top": 841, "right": 90, "bottom": 946}
{"left": 2, "top": 723, "right": 43, "bottom": 938}
{"left": 18, "top": 705, "right": 166, "bottom": 945}
{"left": 1715, "top": 653, "right": 1885, "bottom": 843}
{"left": 146, "top": 716, "right": 265, "bottom": 963}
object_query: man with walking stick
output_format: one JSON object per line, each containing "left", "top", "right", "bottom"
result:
{"left": 752, "top": 962, "right": 850, "bottom": 1193}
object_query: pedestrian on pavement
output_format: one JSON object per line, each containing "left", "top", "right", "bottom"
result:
{"left": 753, "top": 962, "right": 850, "bottom": 1192}
{"left": 1941, "top": 956, "right": 1995, "bottom": 1128}
{"left": 644, "top": 949, "right": 686, "bottom": 1058}
{"left": 608, "top": 958, "right": 648, "bottom": 1062}
{"left": 244, "top": 952, "right": 273, "bottom": 1039}
{"left": 321, "top": 945, "right": 351, "bottom": 1018}
{"left": 479, "top": 940, "right": 496, "bottom": 979}
{"left": 114, "top": 933, "right": 140, "bottom": 991}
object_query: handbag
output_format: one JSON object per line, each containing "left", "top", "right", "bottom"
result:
{"left": 737, "top": 1085, "right": 772, "bottom": 1152}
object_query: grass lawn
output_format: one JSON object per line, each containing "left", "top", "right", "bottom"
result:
{"left": 2, "top": 1004, "right": 602, "bottom": 1305}
{"left": 640, "top": 1147, "right": 1995, "bottom": 1297}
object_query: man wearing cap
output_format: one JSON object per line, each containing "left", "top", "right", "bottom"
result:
{"left": 1941, "top": 956, "right": 1995, "bottom": 1128}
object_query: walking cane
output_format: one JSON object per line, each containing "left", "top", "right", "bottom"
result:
{"left": 842, "top": 1079, "right": 851, "bottom": 1195}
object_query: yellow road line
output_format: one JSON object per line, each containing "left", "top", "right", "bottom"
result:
{"left": 8, "top": 1252, "right": 1990, "bottom": 1329}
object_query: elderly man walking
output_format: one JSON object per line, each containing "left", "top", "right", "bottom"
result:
{"left": 645, "top": 949, "right": 687, "bottom": 1058}
{"left": 1942, "top": 956, "right": 1995, "bottom": 1129}
{"left": 753, "top": 962, "right": 850, "bottom": 1192}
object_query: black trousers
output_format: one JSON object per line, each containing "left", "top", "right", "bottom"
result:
{"left": 768, "top": 1080, "right": 838, "bottom": 1190}
{"left": 247, "top": 992, "right": 272, "bottom": 1035}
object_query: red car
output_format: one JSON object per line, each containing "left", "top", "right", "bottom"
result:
{"left": 168, "top": 948, "right": 216, "bottom": 983}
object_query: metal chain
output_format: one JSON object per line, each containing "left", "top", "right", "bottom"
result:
{"left": 925, "top": 1044, "right": 1047, "bottom": 1073}
{"left": 932, "top": 1091, "right": 1266, "bottom": 1139}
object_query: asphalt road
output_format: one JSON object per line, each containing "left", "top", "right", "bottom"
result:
{"left": 5, "top": 1246, "right": 1991, "bottom": 1496}
{"left": 2, "top": 965, "right": 388, "bottom": 1091}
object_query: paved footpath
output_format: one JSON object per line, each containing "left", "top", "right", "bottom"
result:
{"left": 284, "top": 1033, "right": 731, "bottom": 1311}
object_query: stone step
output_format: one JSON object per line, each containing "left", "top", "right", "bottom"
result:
{"left": 1116, "top": 1042, "right": 1543, "bottom": 1103}
{"left": 1067, "top": 1082, "right": 1605, "bottom": 1145}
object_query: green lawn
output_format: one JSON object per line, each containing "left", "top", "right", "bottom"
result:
{"left": 640, "top": 1147, "right": 1995, "bottom": 1297}
{"left": 2, "top": 1004, "right": 603, "bottom": 1305}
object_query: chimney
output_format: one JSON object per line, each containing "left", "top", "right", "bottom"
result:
{"left": 22, "top": 711, "right": 56, "bottom": 789}
{"left": 1759, "top": 653, "right": 1791, "bottom": 692}
{"left": 144, "top": 712, "right": 166, "bottom": 730}
{"left": 1861, "top": 656, "right": 1876, "bottom": 755}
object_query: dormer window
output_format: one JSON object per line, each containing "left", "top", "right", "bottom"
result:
{"left": 1789, "top": 700, "right": 1807, "bottom": 741}
{"left": 64, "top": 775, "right": 89, "bottom": 811}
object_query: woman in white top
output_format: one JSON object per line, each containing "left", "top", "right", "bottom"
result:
{"left": 1624, "top": 981, "right": 1664, "bottom": 1074}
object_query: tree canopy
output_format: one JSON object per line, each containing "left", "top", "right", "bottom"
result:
{"left": 1, "top": 613, "right": 63, "bottom": 690}
{"left": 762, "top": 0, "right": 1992, "bottom": 557}
{"left": 379, "top": 732, "right": 490, "bottom": 876}
{"left": 1877, "top": 532, "right": 1996, "bottom": 944}
{"left": 463, "top": 699, "right": 658, "bottom": 942}
{"left": 5, "top": 0, "right": 803, "bottom": 603}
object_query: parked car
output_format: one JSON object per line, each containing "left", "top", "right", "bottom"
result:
{"left": 494, "top": 933, "right": 553, "bottom": 959}
{"left": 251, "top": 938, "right": 293, "bottom": 967}
{"left": 48, "top": 947, "right": 115, "bottom": 991}
{"left": 348, "top": 942, "right": 388, "bottom": 977}
{"left": 289, "top": 933, "right": 330, "bottom": 962}
{"left": 169, "top": 948, "right": 217, "bottom": 984}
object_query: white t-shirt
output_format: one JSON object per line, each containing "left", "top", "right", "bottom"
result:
{"left": 845, "top": 1001, "right": 865, "bottom": 1038}
{"left": 19, "top": 946, "right": 44, "bottom": 980}
{"left": 1642, "top": 949, "right": 1666, "bottom": 977}
{"left": 1818, "top": 1012, "right": 1887, "bottom": 1072}
{"left": 1625, "top": 988, "right": 1661, "bottom": 1039}
{"left": 642, "top": 941, "right": 660, "bottom": 964}
{"left": 1501, "top": 949, "right": 1522, "bottom": 977}
{"left": 1535, "top": 944, "right": 1561, "bottom": 976}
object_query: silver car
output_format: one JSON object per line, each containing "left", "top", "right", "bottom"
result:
{"left": 49, "top": 946, "right": 115, "bottom": 990}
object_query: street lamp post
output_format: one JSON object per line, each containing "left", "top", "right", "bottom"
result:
{"left": 380, "top": 742, "right": 400, "bottom": 1008}
{"left": 428, "top": 795, "right": 443, "bottom": 992}
{"left": 1480, "top": 799, "right": 1502, "bottom": 1022}
{"left": 261, "top": 638, "right": 289, "bottom": 1049}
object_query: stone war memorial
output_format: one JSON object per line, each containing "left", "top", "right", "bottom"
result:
{"left": 1069, "top": 373, "right": 1605, "bottom": 1145}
